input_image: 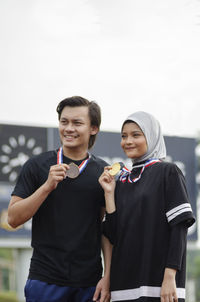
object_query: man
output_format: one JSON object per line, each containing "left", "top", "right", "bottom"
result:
{"left": 8, "top": 96, "right": 111, "bottom": 302}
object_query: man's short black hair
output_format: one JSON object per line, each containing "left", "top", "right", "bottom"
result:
{"left": 56, "top": 96, "right": 101, "bottom": 149}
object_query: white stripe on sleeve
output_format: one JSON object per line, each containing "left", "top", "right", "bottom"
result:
{"left": 166, "top": 203, "right": 192, "bottom": 223}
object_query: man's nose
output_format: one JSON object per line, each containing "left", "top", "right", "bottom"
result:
{"left": 64, "top": 123, "right": 75, "bottom": 132}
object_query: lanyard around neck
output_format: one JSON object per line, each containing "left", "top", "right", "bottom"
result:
{"left": 119, "top": 158, "right": 161, "bottom": 183}
{"left": 57, "top": 147, "right": 91, "bottom": 174}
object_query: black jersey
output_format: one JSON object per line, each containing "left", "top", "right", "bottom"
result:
{"left": 103, "top": 161, "right": 195, "bottom": 302}
{"left": 12, "top": 150, "right": 107, "bottom": 287}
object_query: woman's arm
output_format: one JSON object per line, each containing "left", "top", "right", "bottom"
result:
{"left": 99, "top": 167, "right": 116, "bottom": 213}
{"left": 160, "top": 223, "right": 188, "bottom": 302}
{"left": 99, "top": 167, "right": 118, "bottom": 245}
{"left": 161, "top": 268, "right": 178, "bottom": 302}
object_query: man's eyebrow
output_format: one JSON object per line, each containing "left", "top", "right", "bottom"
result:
{"left": 73, "top": 118, "right": 84, "bottom": 122}
{"left": 60, "top": 117, "right": 84, "bottom": 121}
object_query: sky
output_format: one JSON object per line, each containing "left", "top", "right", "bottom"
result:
{"left": 0, "top": 0, "right": 200, "bottom": 138}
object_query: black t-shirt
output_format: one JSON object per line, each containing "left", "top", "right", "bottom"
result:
{"left": 103, "top": 161, "right": 195, "bottom": 302}
{"left": 12, "top": 150, "right": 107, "bottom": 287}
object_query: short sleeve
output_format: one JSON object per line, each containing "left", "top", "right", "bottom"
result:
{"left": 12, "top": 158, "right": 39, "bottom": 198}
{"left": 164, "top": 164, "right": 195, "bottom": 228}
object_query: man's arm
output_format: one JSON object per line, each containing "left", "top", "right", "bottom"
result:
{"left": 93, "top": 207, "right": 112, "bottom": 302}
{"left": 101, "top": 234, "right": 112, "bottom": 282}
{"left": 8, "top": 163, "right": 69, "bottom": 228}
{"left": 100, "top": 207, "right": 112, "bottom": 282}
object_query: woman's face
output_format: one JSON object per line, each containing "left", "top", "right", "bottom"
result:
{"left": 121, "top": 122, "right": 148, "bottom": 159}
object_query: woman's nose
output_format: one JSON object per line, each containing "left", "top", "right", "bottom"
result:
{"left": 126, "top": 136, "right": 133, "bottom": 144}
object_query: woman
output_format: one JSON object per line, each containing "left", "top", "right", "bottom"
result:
{"left": 99, "top": 111, "right": 195, "bottom": 302}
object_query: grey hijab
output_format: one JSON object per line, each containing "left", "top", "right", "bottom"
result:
{"left": 122, "top": 111, "right": 166, "bottom": 165}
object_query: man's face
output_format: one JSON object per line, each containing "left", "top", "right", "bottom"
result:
{"left": 59, "top": 106, "right": 98, "bottom": 151}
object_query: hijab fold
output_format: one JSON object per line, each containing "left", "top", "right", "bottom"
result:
{"left": 123, "top": 111, "right": 166, "bottom": 165}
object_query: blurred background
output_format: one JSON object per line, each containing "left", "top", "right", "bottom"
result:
{"left": 0, "top": 0, "right": 200, "bottom": 301}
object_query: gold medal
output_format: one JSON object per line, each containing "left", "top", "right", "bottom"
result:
{"left": 66, "top": 163, "right": 80, "bottom": 179}
{"left": 109, "top": 162, "right": 124, "bottom": 176}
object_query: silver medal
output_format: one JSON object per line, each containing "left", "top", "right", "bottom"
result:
{"left": 66, "top": 162, "right": 80, "bottom": 179}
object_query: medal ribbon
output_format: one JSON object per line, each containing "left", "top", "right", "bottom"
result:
{"left": 119, "top": 158, "right": 161, "bottom": 183}
{"left": 57, "top": 147, "right": 91, "bottom": 174}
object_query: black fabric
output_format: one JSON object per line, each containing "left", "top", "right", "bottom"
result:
{"left": 103, "top": 161, "right": 195, "bottom": 301}
{"left": 12, "top": 150, "right": 107, "bottom": 287}
{"left": 102, "top": 212, "right": 117, "bottom": 245}
{"left": 166, "top": 223, "right": 188, "bottom": 271}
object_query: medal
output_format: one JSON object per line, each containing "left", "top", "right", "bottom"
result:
{"left": 109, "top": 162, "right": 124, "bottom": 176}
{"left": 66, "top": 162, "right": 80, "bottom": 179}
{"left": 57, "top": 147, "right": 91, "bottom": 179}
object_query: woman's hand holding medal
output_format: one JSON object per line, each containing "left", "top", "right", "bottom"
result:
{"left": 99, "top": 162, "right": 124, "bottom": 214}
{"left": 99, "top": 166, "right": 116, "bottom": 194}
{"left": 99, "top": 162, "right": 124, "bottom": 194}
